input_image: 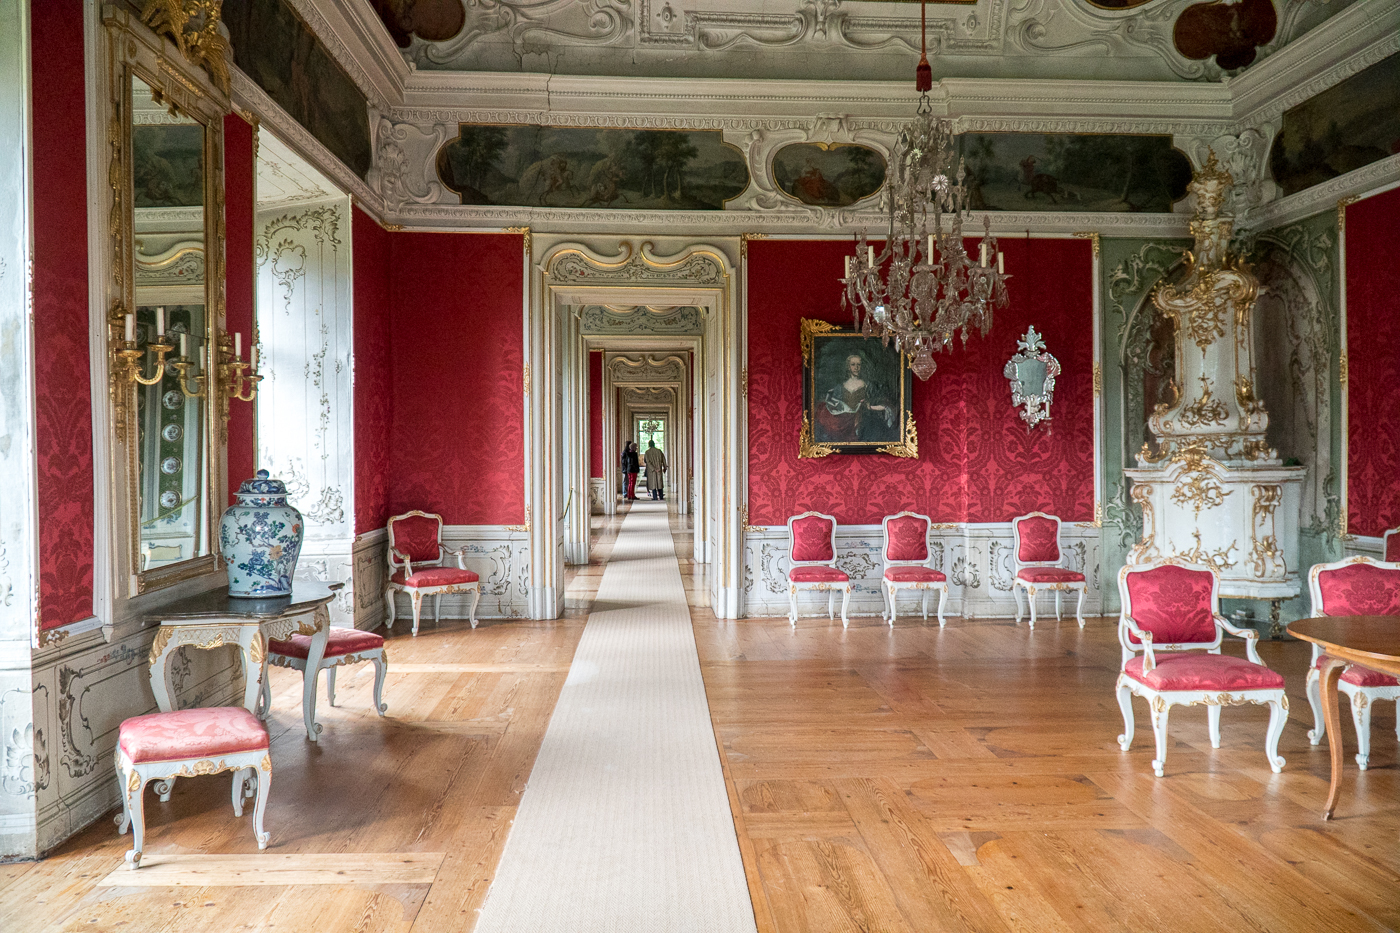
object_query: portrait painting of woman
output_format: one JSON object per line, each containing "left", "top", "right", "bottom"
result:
{"left": 802, "top": 320, "right": 914, "bottom": 455}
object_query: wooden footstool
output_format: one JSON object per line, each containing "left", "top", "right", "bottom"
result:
{"left": 115, "top": 706, "right": 272, "bottom": 869}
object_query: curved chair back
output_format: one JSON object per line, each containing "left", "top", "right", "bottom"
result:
{"left": 788, "top": 511, "right": 839, "bottom": 568}
{"left": 1117, "top": 559, "right": 1222, "bottom": 664}
{"left": 1012, "top": 512, "right": 1063, "bottom": 569}
{"left": 882, "top": 512, "right": 931, "bottom": 568}
{"left": 1309, "top": 556, "right": 1400, "bottom": 618}
{"left": 388, "top": 511, "right": 445, "bottom": 569}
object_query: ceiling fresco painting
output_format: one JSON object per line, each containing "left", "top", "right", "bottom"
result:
{"left": 436, "top": 125, "right": 750, "bottom": 209}
{"left": 1269, "top": 51, "right": 1400, "bottom": 197}
{"left": 1172, "top": 0, "right": 1277, "bottom": 70}
{"left": 368, "top": 0, "right": 467, "bottom": 47}
{"left": 958, "top": 134, "right": 1191, "bottom": 212}
{"left": 771, "top": 144, "right": 886, "bottom": 208}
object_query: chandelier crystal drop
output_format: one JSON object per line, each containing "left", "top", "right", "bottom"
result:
{"left": 841, "top": 3, "right": 1010, "bottom": 381}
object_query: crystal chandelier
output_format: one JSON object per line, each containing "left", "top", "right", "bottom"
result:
{"left": 840, "top": 2, "right": 1010, "bottom": 381}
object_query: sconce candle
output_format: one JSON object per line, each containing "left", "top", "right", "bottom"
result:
{"left": 998, "top": 253, "right": 1004, "bottom": 274}
{"left": 125, "top": 314, "right": 135, "bottom": 343}
{"left": 234, "top": 332, "right": 241, "bottom": 358}
{"left": 155, "top": 306, "right": 165, "bottom": 336}
{"left": 179, "top": 333, "right": 188, "bottom": 358}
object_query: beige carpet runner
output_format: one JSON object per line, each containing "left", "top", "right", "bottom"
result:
{"left": 474, "top": 502, "right": 757, "bottom": 932}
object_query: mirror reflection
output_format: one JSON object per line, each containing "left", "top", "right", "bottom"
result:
{"left": 131, "top": 75, "right": 210, "bottom": 570}
{"left": 1013, "top": 357, "right": 1049, "bottom": 399}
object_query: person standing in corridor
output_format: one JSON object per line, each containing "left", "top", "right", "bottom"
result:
{"left": 621, "top": 441, "right": 640, "bottom": 501}
{"left": 644, "top": 439, "right": 667, "bottom": 500}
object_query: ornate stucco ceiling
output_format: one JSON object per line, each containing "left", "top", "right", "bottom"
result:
{"left": 367, "top": 0, "right": 1357, "bottom": 83}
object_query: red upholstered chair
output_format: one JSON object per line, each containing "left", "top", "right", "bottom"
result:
{"left": 261, "top": 628, "right": 388, "bottom": 728}
{"left": 1011, "top": 512, "right": 1086, "bottom": 629}
{"left": 1115, "top": 559, "right": 1287, "bottom": 777}
{"left": 1303, "top": 557, "right": 1400, "bottom": 770}
{"left": 786, "top": 511, "right": 851, "bottom": 628}
{"left": 880, "top": 511, "right": 948, "bottom": 627}
{"left": 115, "top": 707, "right": 271, "bottom": 869}
{"left": 1384, "top": 528, "right": 1400, "bottom": 563}
{"left": 384, "top": 511, "right": 480, "bottom": 636}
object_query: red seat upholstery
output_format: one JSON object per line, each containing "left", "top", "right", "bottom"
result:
{"left": 1124, "top": 652, "right": 1284, "bottom": 692}
{"left": 269, "top": 628, "right": 385, "bottom": 660}
{"left": 789, "top": 566, "right": 849, "bottom": 583}
{"left": 391, "top": 567, "right": 479, "bottom": 588}
{"left": 884, "top": 567, "right": 946, "bottom": 583}
{"left": 1016, "top": 567, "right": 1085, "bottom": 584}
{"left": 118, "top": 707, "right": 268, "bottom": 764}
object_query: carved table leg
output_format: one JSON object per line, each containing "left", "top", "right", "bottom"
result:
{"left": 1269, "top": 599, "right": 1283, "bottom": 640}
{"left": 300, "top": 611, "right": 329, "bottom": 741}
{"left": 239, "top": 628, "right": 265, "bottom": 715}
{"left": 148, "top": 626, "right": 178, "bottom": 714}
{"left": 1320, "top": 656, "right": 1347, "bottom": 819}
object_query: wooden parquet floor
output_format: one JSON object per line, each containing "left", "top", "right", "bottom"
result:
{"left": 3, "top": 507, "right": 1398, "bottom": 932}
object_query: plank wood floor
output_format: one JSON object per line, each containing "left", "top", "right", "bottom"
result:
{"left": 3, "top": 508, "right": 1398, "bottom": 932}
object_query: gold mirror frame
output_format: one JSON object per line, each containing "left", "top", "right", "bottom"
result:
{"left": 105, "top": 6, "right": 230, "bottom": 596}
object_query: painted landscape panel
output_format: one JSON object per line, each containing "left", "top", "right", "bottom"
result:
{"left": 1270, "top": 52, "right": 1400, "bottom": 197}
{"left": 957, "top": 133, "right": 1191, "bottom": 212}
{"left": 772, "top": 143, "right": 886, "bottom": 207}
{"left": 437, "top": 125, "right": 750, "bottom": 209}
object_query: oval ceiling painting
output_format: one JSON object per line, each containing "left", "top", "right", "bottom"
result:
{"left": 437, "top": 125, "right": 750, "bottom": 210}
{"left": 772, "top": 143, "right": 886, "bottom": 208}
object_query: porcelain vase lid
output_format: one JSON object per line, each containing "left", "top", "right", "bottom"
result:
{"left": 235, "top": 469, "right": 289, "bottom": 503}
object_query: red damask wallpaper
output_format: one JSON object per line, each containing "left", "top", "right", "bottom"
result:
{"left": 353, "top": 208, "right": 394, "bottom": 533}
{"left": 32, "top": 0, "right": 95, "bottom": 629}
{"left": 590, "top": 350, "right": 604, "bottom": 478}
{"left": 746, "top": 238, "right": 1094, "bottom": 526}
{"left": 225, "top": 115, "right": 256, "bottom": 501}
{"left": 386, "top": 232, "right": 525, "bottom": 525}
{"left": 1346, "top": 186, "right": 1400, "bottom": 538}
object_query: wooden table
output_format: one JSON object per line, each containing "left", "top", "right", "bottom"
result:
{"left": 1287, "top": 615, "right": 1400, "bottom": 819}
{"left": 145, "top": 582, "right": 341, "bottom": 742}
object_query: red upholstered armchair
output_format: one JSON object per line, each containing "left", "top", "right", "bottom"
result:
{"left": 1385, "top": 527, "right": 1400, "bottom": 563}
{"left": 1304, "top": 557, "right": 1400, "bottom": 770}
{"left": 1115, "top": 559, "right": 1287, "bottom": 777}
{"left": 880, "top": 512, "right": 947, "bottom": 627}
{"left": 1011, "top": 512, "right": 1086, "bottom": 628}
{"left": 384, "top": 511, "right": 480, "bottom": 636}
{"left": 786, "top": 511, "right": 851, "bottom": 628}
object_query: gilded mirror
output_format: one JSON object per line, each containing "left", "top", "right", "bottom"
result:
{"left": 108, "top": 12, "right": 229, "bottom": 596}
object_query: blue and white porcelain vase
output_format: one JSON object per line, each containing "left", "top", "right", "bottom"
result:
{"left": 220, "top": 470, "right": 303, "bottom": 597}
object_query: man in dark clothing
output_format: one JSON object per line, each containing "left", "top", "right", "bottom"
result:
{"left": 621, "top": 442, "right": 640, "bottom": 500}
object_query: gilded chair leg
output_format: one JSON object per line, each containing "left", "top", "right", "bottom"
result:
{"left": 1265, "top": 698, "right": 1288, "bottom": 773}
{"left": 1055, "top": 589, "right": 1063, "bottom": 621}
{"left": 881, "top": 584, "right": 891, "bottom": 623}
{"left": 326, "top": 666, "right": 337, "bottom": 708}
{"left": 385, "top": 587, "right": 396, "bottom": 629}
{"left": 123, "top": 772, "right": 146, "bottom": 869}
{"left": 839, "top": 587, "right": 850, "bottom": 629}
{"left": 1350, "top": 693, "right": 1372, "bottom": 771}
{"left": 1207, "top": 704, "right": 1222, "bottom": 748}
{"left": 920, "top": 591, "right": 929, "bottom": 622}
{"left": 827, "top": 590, "right": 835, "bottom": 621}
{"left": 1075, "top": 587, "right": 1086, "bottom": 628}
{"left": 371, "top": 654, "right": 388, "bottom": 715}
{"left": 886, "top": 585, "right": 897, "bottom": 626}
{"left": 410, "top": 591, "right": 423, "bottom": 637}
{"left": 115, "top": 769, "right": 132, "bottom": 835}
{"left": 434, "top": 593, "right": 442, "bottom": 627}
{"left": 1305, "top": 667, "right": 1325, "bottom": 744}
{"left": 469, "top": 587, "right": 480, "bottom": 629}
{"left": 1013, "top": 584, "right": 1026, "bottom": 623}
{"left": 936, "top": 587, "right": 947, "bottom": 627}
{"left": 1027, "top": 586, "right": 1038, "bottom": 630}
{"left": 1115, "top": 679, "right": 1135, "bottom": 751}
{"left": 251, "top": 766, "right": 271, "bottom": 850}
{"left": 231, "top": 767, "right": 247, "bottom": 817}
{"left": 1149, "top": 703, "right": 1171, "bottom": 777}
{"left": 788, "top": 586, "right": 798, "bottom": 628}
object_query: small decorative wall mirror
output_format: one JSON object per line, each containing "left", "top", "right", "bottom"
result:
{"left": 1004, "top": 326, "right": 1061, "bottom": 430}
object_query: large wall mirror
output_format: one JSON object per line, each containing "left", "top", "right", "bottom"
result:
{"left": 108, "top": 8, "right": 229, "bottom": 596}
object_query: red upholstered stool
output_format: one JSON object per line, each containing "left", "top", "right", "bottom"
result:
{"left": 384, "top": 511, "right": 481, "bottom": 635}
{"left": 115, "top": 707, "right": 271, "bottom": 869}
{"left": 262, "top": 627, "right": 388, "bottom": 719}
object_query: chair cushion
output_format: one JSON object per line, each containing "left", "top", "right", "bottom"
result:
{"left": 1016, "top": 515, "right": 1061, "bottom": 563}
{"left": 1317, "top": 563, "right": 1400, "bottom": 617}
{"left": 269, "top": 627, "right": 385, "bottom": 660}
{"left": 1314, "top": 654, "right": 1400, "bottom": 688}
{"left": 389, "top": 514, "right": 443, "bottom": 563}
{"left": 884, "top": 567, "right": 946, "bottom": 583}
{"left": 119, "top": 707, "right": 268, "bottom": 764}
{"left": 790, "top": 515, "right": 836, "bottom": 563}
{"left": 1016, "top": 567, "right": 1085, "bottom": 584}
{"left": 1123, "top": 564, "right": 1218, "bottom": 645}
{"left": 391, "top": 567, "right": 479, "bottom": 587}
{"left": 885, "top": 515, "right": 929, "bottom": 562}
{"left": 789, "top": 566, "right": 849, "bottom": 583}
{"left": 1123, "top": 652, "right": 1284, "bottom": 692}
